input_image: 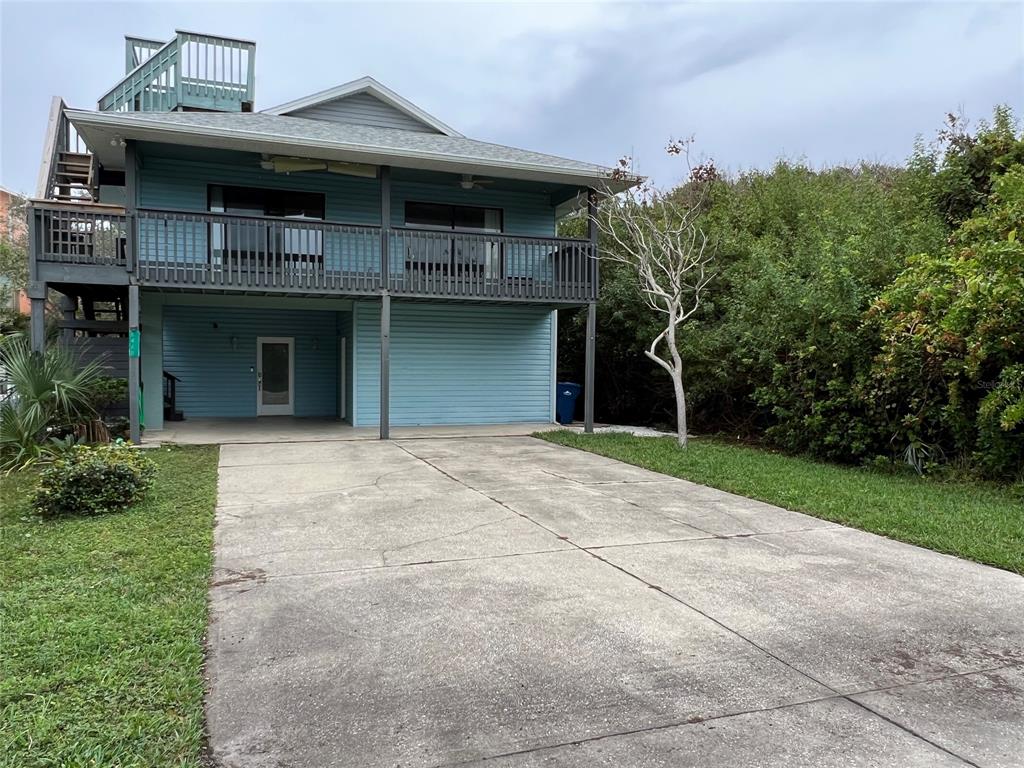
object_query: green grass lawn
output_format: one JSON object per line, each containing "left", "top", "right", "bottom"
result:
{"left": 0, "top": 446, "right": 219, "bottom": 768}
{"left": 539, "top": 431, "right": 1024, "bottom": 574}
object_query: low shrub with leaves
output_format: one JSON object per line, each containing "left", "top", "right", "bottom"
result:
{"left": 88, "top": 376, "right": 129, "bottom": 416}
{"left": 33, "top": 443, "right": 157, "bottom": 517}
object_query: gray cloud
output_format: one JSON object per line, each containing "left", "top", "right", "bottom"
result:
{"left": 2, "top": 1, "right": 1021, "bottom": 195}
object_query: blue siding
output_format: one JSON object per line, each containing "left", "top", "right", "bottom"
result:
{"left": 138, "top": 146, "right": 381, "bottom": 269}
{"left": 390, "top": 181, "right": 554, "bottom": 235}
{"left": 137, "top": 147, "right": 382, "bottom": 223}
{"left": 338, "top": 310, "right": 354, "bottom": 421}
{"left": 137, "top": 144, "right": 559, "bottom": 288}
{"left": 354, "top": 301, "right": 553, "bottom": 427}
{"left": 138, "top": 147, "right": 555, "bottom": 235}
{"left": 162, "top": 305, "right": 339, "bottom": 418}
{"left": 290, "top": 93, "right": 438, "bottom": 133}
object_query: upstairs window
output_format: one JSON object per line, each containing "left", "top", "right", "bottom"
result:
{"left": 405, "top": 201, "right": 502, "bottom": 233}
{"left": 404, "top": 201, "right": 503, "bottom": 277}
{"left": 208, "top": 185, "right": 325, "bottom": 262}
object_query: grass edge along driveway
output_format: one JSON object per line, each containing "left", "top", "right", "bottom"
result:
{"left": 538, "top": 431, "right": 1024, "bottom": 575}
{"left": 1, "top": 445, "right": 219, "bottom": 768}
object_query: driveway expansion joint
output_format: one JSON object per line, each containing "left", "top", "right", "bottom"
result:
{"left": 392, "top": 438, "right": 989, "bottom": 768}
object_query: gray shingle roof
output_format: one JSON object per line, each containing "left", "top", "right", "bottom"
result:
{"left": 87, "top": 111, "right": 613, "bottom": 177}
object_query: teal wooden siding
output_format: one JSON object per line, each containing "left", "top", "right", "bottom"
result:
{"left": 136, "top": 145, "right": 557, "bottom": 275}
{"left": 290, "top": 93, "right": 438, "bottom": 133}
{"left": 353, "top": 301, "right": 554, "bottom": 427}
{"left": 137, "top": 144, "right": 381, "bottom": 270}
{"left": 390, "top": 181, "right": 555, "bottom": 235}
{"left": 162, "top": 304, "right": 340, "bottom": 418}
{"left": 338, "top": 310, "right": 354, "bottom": 421}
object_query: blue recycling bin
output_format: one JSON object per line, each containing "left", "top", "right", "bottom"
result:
{"left": 556, "top": 382, "right": 582, "bottom": 425}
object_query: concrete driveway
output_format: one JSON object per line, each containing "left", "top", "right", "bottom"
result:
{"left": 206, "top": 437, "right": 1024, "bottom": 768}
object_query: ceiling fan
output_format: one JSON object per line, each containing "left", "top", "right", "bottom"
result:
{"left": 259, "top": 155, "right": 378, "bottom": 178}
{"left": 459, "top": 174, "right": 494, "bottom": 190}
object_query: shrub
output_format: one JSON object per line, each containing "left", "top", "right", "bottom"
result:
{"left": 33, "top": 443, "right": 156, "bottom": 517}
{"left": 0, "top": 336, "right": 104, "bottom": 472}
{"left": 88, "top": 376, "right": 128, "bottom": 416}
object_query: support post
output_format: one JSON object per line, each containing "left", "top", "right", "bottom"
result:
{"left": 59, "top": 295, "right": 77, "bottom": 341}
{"left": 584, "top": 301, "right": 596, "bottom": 433}
{"left": 30, "top": 299, "right": 46, "bottom": 354}
{"left": 584, "top": 188, "right": 598, "bottom": 433}
{"left": 124, "top": 141, "right": 137, "bottom": 273}
{"left": 28, "top": 280, "right": 47, "bottom": 354}
{"left": 587, "top": 187, "right": 599, "bottom": 296}
{"left": 380, "top": 293, "right": 390, "bottom": 440}
{"left": 379, "top": 165, "right": 391, "bottom": 289}
{"left": 379, "top": 165, "right": 392, "bottom": 440}
{"left": 128, "top": 284, "right": 141, "bottom": 443}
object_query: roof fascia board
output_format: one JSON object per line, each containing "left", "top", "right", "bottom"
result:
{"left": 262, "top": 76, "right": 464, "bottom": 137}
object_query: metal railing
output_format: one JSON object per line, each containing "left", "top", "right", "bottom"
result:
{"left": 30, "top": 206, "right": 597, "bottom": 302}
{"left": 99, "top": 31, "right": 255, "bottom": 113}
{"left": 33, "top": 203, "right": 128, "bottom": 266}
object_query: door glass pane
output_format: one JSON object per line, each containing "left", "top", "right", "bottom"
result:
{"left": 261, "top": 343, "right": 290, "bottom": 405}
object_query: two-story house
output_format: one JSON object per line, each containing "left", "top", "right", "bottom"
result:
{"left": 28, "top": 31, "right": 626, "bottom": 442}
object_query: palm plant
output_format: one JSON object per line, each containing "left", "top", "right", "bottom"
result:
{"left": 0, "top": 336, "right": 105, "bottom": 472}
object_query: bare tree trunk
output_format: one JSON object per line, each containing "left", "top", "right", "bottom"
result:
{"left": 672, "top": 371, "right": 688, "bottom": 448}
{"left": 666, "top": 319, "right": 688, "bottom": 447}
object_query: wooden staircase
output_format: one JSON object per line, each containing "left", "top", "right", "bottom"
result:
{"left": 53, "top": 151, "right": 95, "bottom": 201}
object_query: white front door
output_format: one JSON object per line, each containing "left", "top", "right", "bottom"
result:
{"left": 256, "top": 337, "right": 295, "bottom": 416}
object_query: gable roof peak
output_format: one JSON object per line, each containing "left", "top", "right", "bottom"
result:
{"left": 262, "top": 76, "right": 462, "bottom": 137}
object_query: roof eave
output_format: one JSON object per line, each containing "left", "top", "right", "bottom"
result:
{"left": 66, "top": 109, "right": 632, "bottom": 191}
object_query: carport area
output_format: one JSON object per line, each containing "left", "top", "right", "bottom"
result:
{"left": 206, "top": 437, "right": 1024, "bottom": 767}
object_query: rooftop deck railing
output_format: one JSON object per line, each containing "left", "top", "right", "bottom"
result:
{"left": 31, "top": 204, "right": 596, "bottom": 303}
{"left": 98, "top": 31, "right": 255, "bottom": 113}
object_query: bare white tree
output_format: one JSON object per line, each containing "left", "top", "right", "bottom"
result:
{"left": 595, "top": 148, "right": 715, "bottom": 447}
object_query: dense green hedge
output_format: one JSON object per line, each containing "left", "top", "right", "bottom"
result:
{"left": 560, "top": 107, "right": 1024, "bottom": 480}
{"left": 33, "top": 443, "right": 157, "bottom": 517}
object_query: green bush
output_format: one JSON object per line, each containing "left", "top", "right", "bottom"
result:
{"left": 0, "top": 336, "right": 104, "bottom": 472}
{"left": 33, "top": 443, "right": 156, "bottom": 517}
{"left": 88, "top": 376, "right": 128, "bottom": 416}
{"left": 558, "top": 106, "right": 1024, "bottom": 480}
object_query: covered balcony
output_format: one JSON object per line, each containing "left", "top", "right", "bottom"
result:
{"left": 30, "top": 200, "right": 597, "bottom": 303}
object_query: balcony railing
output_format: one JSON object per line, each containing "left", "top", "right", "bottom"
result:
{"left": 136, "top": 209, "right": 381, "bottom": 293}
{"left": 389, "top": 227, "right": 595, "bottom": 302}
{"left": 33, "top": 203, "right": 128, "bottom": 266}
{"left": 99, "top": 31, "right": 256, "bottom": 113}
{"left": 31, "top": 204, "right": 597, "bottom": 302}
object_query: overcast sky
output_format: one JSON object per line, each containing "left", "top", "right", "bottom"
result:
{"left": 1, "top": 1, "right": 1021, "bottom": 194}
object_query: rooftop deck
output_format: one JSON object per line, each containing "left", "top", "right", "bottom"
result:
{"left": 100, "top": 31, "right": 256, "bottom": 113}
